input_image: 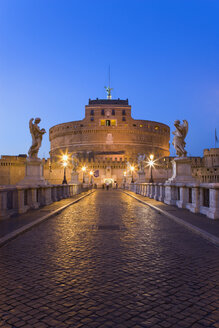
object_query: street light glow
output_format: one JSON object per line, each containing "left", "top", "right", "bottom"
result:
{"left": 130, "top": 166, "right": 135, "bottom": 172}
{"left": 63, "top": 162, "right": 67, "bottom": 167}
{"left": 82, "top": 166, "right": 86, "bottom": 172}
{"left": 90, "top": 170, "right": 94, "bottom": 176}
{"left": 124, "top": 171, "right": 127, "bottom": 176}
{"left": 62, "top": 154, "right": 68, "bottom": 161}
{"left": 149, "top": 154, "right": 154, "bottom": 161}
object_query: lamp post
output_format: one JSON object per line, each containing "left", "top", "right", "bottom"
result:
{"left": 123, "top": 171, "right": 127, "bottom": 184}
{"left": 82, "top": 166, "right": 86, "bottom": 183}
{"left": 123, "top": 171, "right": 127, "bottom": 188}
{"left": 130, "top": 166, "right": 135, "bottom": 183}
{"left": 62, "top": 154, "right": 68, "bottom": 184}
{"left": 89, "top": 170, "right": 94, "bottom": 184}
{"left": 149, "top": 154, "right": 154, "bottom": 183}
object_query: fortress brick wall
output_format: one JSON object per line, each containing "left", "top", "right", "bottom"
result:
{"left": 49, "top": 99, "right": 170, "bottom": 163}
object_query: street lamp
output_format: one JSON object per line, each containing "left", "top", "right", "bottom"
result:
{"left": 89, "top": 170, "right": 94, "bottom": 184}
{"left": 82, "top": 166, "right": 86, "bottom": 183}
{"left": 62, "top": 154, "right": 68, "bottom": 184}
{"left": 149, "top": 154, "right": 154, "bottom": 183}
{"left": 123, "top": 171, "right": 127, "bottom": 183}
{"left": 123, "top": 171, "right": 127, "bottom": 188}
{"left": 130, "top": 166, "right": 135, "bottom": 183}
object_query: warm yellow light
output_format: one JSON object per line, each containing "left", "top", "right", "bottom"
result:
{"left": 130, "top": 166, "right": 135, "bottom": 172}
{"left": 89, "top": 170, "right": 93, "bottom": 176}
{"left": 63, "top": 162, "right": 67, "bottom": 167}
{"left": 82, "top": 166, "right": 86, "bottom": 172}
{"left": 62, "top": 154, "right": 68, "bottom": 161}
{"left": 124, "top": 171, "right": 127, "bottom": 176}
{"left": 148, "top": 160, "right": 154, "bottom": 167}
{"left": 149, "top": 154, "right": 154, "bottom": 161}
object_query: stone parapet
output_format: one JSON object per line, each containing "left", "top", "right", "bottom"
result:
{"left": 127, "top": 182, "right": 219, "bottom": 220}
{"left": 0, "top": 183, "right": 84, "bottom": 219}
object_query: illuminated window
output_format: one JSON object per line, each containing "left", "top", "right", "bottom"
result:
{"left": 111, "top": 120, "right": 116, "bottom": 126}
{"left": 155, "top": 126, "right": 159, "bottom": 130}
{"left": 100, "top": 120, "right": 105, "bottom": 126}
{"left": 140, "top": 124, "right": 143, "bottom": 127}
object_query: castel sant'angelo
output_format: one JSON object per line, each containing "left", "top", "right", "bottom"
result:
{"left": 1, "top": 89, "right": 219, "bottom": 186}
{"left": 49, "top": 89, "right": 170, "bottom": 186}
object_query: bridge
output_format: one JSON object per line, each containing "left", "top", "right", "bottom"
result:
{"left": 0, "top": 189, "right": 218, "bottom": 327}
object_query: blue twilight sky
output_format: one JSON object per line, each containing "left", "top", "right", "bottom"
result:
{"left": 0, "top": 0, "right": 219, "bottom": 158}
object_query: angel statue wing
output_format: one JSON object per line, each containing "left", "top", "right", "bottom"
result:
{"left": 182, "top": 120, "right": 188, "bottom": 139}
{"left": 29, "top": 118, "right": 34, "bottom": 135}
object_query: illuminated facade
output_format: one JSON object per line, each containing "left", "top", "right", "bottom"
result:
{"left": 49, "top": 98, "right": 170, "bottom": 185}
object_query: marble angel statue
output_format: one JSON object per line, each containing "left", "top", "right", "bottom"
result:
{"left": 72, "top": 153, "right": 79, "bottom": 172}
{"left": 137, "top": 153, "right": 146, "bottom": 172}
{"left": 28, "top": 118, "right": 46, "bottom": 159}
{"left": 172, "top": 120, "right": 188, "bottom": 157}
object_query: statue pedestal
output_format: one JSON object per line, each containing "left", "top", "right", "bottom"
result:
{"left": 70, "top": 171, "right": 79, "bottom": 184}
{"left": 167, "top": 157, "right": 196, "bottom": 183}
{"left": 137, "top": 171, "right": 146, "bottom": 183}
{"left": 18, "top": 159, "right": 48, "bottom": 186}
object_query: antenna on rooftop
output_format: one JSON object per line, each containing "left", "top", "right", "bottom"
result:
{"left": 104, "top": 65, "right": 113, "bottom": 99}
{"left": 109, "top": 65, "right": 111, "bottom": 89}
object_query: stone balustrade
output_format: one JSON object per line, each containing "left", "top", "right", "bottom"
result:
{"left": 128, "top": 182, "right": 219, "bottom": 220}
{"left": 0, "top": 184, "right": 84, "bottom": 218}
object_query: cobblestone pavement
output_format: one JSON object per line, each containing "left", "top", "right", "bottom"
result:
{"left": 124, "top": 191, "right": 219, "bottom": 239}
{"left": 0, "top": 190, "right": 218, "bottom": 328}
{"left": 0, "top": 191, "right": 92, "bottom": 238}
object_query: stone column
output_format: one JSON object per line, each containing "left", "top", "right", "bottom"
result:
{"left": 43, "top": 187, "right": 52, "bottom": 205}
{"left": 186, "top": 185, "right": 200, "bottom": 213}
{"left": 154, "top": 184, "right": 160, "bottom": 200}
{"left": 51, "top": 186, "right": 58, "bottom": 202}
{"left": 146, "top": 184, "right": 150, "bottom": 197}
{"left": 149, "top": 184, "right": 154, "bottom": 198}
{"left": 164, "top": 184, "right": 177, "bottom": 205}
{"left": 30, "top": 187, "right": 39, "bottom": 209}
{"left": 17, "top": 188, "right": 28, "bottom": 214}
{"left": 176, "top": 186, "right": 188, "bottom": 208}
{"left": 0, "top": 190, "right": 8, "bottom": 217}
{"left": 208, "top": 186, "right": 219, "bottom": 219}
{"left": 143, "top": 184, "right": 146, "bottom": 197}
{"left": 158, "top": 184, "right": 165, "bottom": 202}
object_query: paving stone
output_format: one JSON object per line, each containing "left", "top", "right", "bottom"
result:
{"left": 0, "top": 190, "right": 218, "bottom": 327}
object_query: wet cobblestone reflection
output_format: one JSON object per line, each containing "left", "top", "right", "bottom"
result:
{"left": 0, "top": 190, "right": 218, "bottom": 327}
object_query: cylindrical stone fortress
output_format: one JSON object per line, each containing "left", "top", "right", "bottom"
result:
{"left": 49, "top": 98, "right": 170, "bottom": 163}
